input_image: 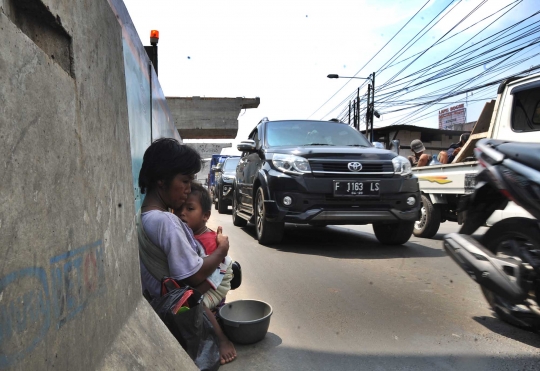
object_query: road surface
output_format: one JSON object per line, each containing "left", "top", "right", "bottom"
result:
{"left": 208, "top": 210, "right": 540, "bottom": 371}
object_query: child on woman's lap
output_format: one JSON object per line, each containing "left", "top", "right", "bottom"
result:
{"left": 175, "top": 182, "right": 236, "bottom": 364}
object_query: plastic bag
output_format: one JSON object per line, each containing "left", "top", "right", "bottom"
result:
{"left": 151, "top": 285, "right": 220, "bottom": 371}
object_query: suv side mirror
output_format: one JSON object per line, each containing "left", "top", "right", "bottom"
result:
{"left": 237, "top": 140, "right": 256, "bottom": 152}
{"left": 390, "top": 139, "right": 400, "bottom": 154}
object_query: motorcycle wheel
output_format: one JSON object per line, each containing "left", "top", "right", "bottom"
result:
{"left": 480, "top": 217, "right": 540, "bottom": 331}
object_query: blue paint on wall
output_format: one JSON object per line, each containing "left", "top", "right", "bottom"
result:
{"left": 0, "top": 240, "right": 106, "bottom": 368}
{"left": 0, "top": 267, "right": 51, "bottom": 369}
{"left": 49, "top": 240, "right": 106, "bottom": 329}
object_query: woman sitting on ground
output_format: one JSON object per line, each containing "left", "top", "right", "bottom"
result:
{"left": 137, "top": 137, "right": 236, "bottom": 364}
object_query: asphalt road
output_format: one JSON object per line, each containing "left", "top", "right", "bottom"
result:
{"left": 208, "top": 209, "right": 540, "bottom": 371}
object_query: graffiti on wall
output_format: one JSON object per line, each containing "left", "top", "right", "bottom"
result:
{"left": 0, "top": 240, "right": 106, "bottom": 368}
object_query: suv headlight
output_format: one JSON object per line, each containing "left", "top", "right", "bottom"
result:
{"left": 271, "top": 154, "right": 311, "bottom": 175}
{"left": 392, "top": 156, "right": 412, "bottom": 176}
{"left": 222, "top": 175, "right": 234, "bottom": 182}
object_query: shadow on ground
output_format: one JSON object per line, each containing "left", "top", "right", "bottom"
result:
{"left": 473, "top": 316, "right": 540, "bottom": 348}
{"left": 238, "top": 224, "right": 447, "bottom": 259}
{"left": 224, "top": 332, "right": 540, "bottom": 371}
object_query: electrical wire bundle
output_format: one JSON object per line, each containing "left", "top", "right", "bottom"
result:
{"left": 311, "top": 0, "right": 540, "bottom": 130}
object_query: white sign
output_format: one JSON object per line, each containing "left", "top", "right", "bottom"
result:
{"left": 439, "top": 104, "right": 467, "bottom": 130}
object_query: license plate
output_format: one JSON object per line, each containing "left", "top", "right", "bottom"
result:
{"left": 333, "top": 180, "right": 380, "bottom": 196}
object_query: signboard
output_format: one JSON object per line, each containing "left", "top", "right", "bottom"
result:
{"left": 439, "top": 104, "right": 466, "bottom": 130}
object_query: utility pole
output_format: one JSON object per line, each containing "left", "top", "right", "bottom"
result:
{"left": 348, "top": 100, "right": 351, "bottom": 126}
{"left": 370, "top": 72, "right": 375, "bottom": 142}
{"left": 355, "top": 100, "right": 359, "bottom": 130}
{"left": 356, "top": 88, "right": 360, "bottom": 130}
{"left": 366, "top": 84, "right": 371, "bottom": 138}
{"left": 326, "top": 72, "right": 375, "bottom": 136}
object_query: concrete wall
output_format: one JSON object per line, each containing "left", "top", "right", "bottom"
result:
{"left": 0, "top": 0, "right": 196, "bottom": 369}
{"left": 168, "top": 96, "right": 260, "bottom": 139}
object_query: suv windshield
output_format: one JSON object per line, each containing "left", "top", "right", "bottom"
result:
{"left": 223, "top": 157, "right": 240, "bottom": 171}
{"left": 265, "top": 120, "right": 372, "bottom": 147}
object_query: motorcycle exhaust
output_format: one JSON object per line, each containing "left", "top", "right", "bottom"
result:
{"left": 443, "top": 233, "right": 527, "bottom": 303}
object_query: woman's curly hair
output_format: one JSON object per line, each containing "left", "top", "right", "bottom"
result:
{"left": 139, "top": 138, "right": 202, "bottom": 194}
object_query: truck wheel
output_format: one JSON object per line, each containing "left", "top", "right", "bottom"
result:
{"left": 255, "top": 187, "right": 284, "bottom": 245}
{"left": 373, "top": 221, "right": 414, "bottom": 245}
{"left": 413, "top": 195, "right": 441, "bottom": 238}
{"left": 232, "top": 193, "right": 247, "bottom": 227}
{"left": 217, "top": 190, "right": 228, "bottom": 214}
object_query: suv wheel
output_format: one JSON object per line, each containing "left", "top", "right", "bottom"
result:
{"left": 255, "top": 187, "right": 284, "bottom": 245}
{"left": 372, "top": 221, "right": 414, "bottom": 245}
{"left": 232, "top": 191, "right": 247, "bottom": 227}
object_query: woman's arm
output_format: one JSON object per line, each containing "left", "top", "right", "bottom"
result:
{"left": 184, "top": 227, "right": 229, "bottom": 287}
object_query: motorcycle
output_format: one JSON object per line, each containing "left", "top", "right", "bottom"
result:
{"left": 443, "top": 138, "right": 540, "bottom": 331}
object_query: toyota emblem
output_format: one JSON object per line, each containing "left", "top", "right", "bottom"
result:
{"left": 348, "top": 162, "right": 363, "bottom": 172}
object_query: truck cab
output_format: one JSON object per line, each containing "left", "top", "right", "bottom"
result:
{"left": 412, "top": 73, "right": 540, "bottom": 238}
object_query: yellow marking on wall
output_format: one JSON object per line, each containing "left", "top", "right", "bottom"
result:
{"left": 418, "top": 176, "right": 453, "bottom": 184}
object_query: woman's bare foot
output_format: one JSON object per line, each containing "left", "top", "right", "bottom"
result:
{"left": 218, "top": 335, "right": 237, "bottom": 364}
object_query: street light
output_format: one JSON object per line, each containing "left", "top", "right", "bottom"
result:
{"left": 327, "top": 74, "right": 370, "bottom": 80}
{"left": 327, "top": 72, "right": 377, "bottom": 142}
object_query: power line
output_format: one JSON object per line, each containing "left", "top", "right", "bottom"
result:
{"left": 319, "top": 1, "right": 540, "bottom": 129}
{"left": 383, "top": 0, "right": 522, "bottom": 70}
{"left": 307, "top": 0, "right": 431, "bottom": 119}
{"left": 377, "top": 11, "right": 540, "bottom": 96}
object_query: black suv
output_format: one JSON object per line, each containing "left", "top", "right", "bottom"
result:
{"left": 214, "top": 156, "right": 240, "bottom": 213}
{"left": 232, "top": 119, "right": 421, "bottom": 245}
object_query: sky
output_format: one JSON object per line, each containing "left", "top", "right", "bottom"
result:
{"left": 122, "top": 0, "right": 539, "bottom": 143}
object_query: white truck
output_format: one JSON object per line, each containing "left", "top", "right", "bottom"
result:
{"left": 411, "top": 72, "right": 540, "bottom": 238}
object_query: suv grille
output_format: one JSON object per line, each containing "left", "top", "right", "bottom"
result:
{"left": 310, "top": 160, "right": 394, "bottom": 177}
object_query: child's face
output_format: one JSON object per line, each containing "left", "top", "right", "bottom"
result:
{"left": 179, "top": 193, "right": 209, "bottom": 233}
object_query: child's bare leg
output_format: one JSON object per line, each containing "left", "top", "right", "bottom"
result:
{"left": 203, "top": 305, "right": 236, "bottom": 364}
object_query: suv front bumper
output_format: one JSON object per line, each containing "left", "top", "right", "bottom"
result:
{"left": 263, "top": 171, "right": 421, "bottom": 224}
